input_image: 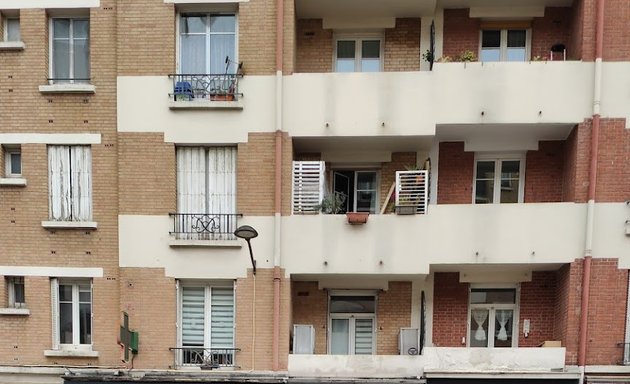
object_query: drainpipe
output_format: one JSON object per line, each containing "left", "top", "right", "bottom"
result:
{"left": 578, "top": 0, "right": 605, "bottom": 371}
{"left": 272, "top": 0, "right": 284, "bottom": 371}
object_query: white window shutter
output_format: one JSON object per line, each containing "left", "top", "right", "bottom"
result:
{"left": 292, "top": 161, "right": 325, "bottom": 214}
{"left": 395, "top": 170, "right": 429, "bottom": 214}
{"left": 50, "top": 278, "right": 60, "bottom": 350}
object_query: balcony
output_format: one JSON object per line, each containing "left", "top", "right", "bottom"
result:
{"left": 169, "top": 347, "right": 240, "bottom": 370}
{"left": 169, "top": 213, "right": 242, "bottom": 247}
{"left": 168, "top": 73, "right": 243, "bottom": 110}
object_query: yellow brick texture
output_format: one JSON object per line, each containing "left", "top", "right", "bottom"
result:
{"left": 237, "top": 133, "right": 276, "bottom": 216}
{"left": 291, "top": 281, "right": 328, "bottom": 354}
{"left": 295, "top": 19, "right": 333, "bottom": 73}
{"left": 376, "top": 281, "right": 412, "bottom": 354}
{"left": 384, "top": 18, "right": 421, "bottom": 72}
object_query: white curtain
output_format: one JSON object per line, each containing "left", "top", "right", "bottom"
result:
{"left": 177, "top": 147, "right": 207, "bottom": 214}
{"left": 70, "top": 146, "right": 92, "bottom": 221}
{"left": 207, "top": 147, "right": 236, "bottom": 215}
{"left": 49, "top": 145, "right": 71, "bottom": 221}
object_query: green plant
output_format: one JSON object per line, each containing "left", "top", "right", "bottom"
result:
{"left": 458, "top": 50, "right": 476, "bottom": 62}
{"left": 436, "top": 56, "right": 452, "bottom": 63}
{"left": 317, "top": 193, "right": 346, "bottom": 214}
{"left": 422, "top": 49, "right": 434, "bottom": 63}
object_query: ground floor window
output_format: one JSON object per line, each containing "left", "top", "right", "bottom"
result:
{"left": 469, "top": 287, "right": 517, "bottom": 348}
{"left": 328, "top": 293, "right": 376, "bottom": 355}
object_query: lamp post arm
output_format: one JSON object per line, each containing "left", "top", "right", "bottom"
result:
{"left": 246, "top": 240, "right": 256, "bottom": 275}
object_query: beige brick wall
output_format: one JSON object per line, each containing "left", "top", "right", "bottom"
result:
{"left": 238, "top": 133, "right": 278, "bottom": 216}
{"left": 384, "top": 18, "right": 421, "bottom": 72}
{"left": 120, "top": 268, "right": 176, "bottom": 369}
{"left": 379, "top": 152, "right": 417, "bottom": 210}
{"left": 291, "top": 281, "right": 328, "bottom": 354}
{"left": 295, "top": 19, "right": 333, "bottom": 73}
{"left": 118, "top": 133, "right": 176, "bottom": 215}
{"left": 376, "top": 282, "right": 412, "bottom": 354}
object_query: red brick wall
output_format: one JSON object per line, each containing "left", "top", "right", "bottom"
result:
{"left": 568, "top": 0, "right": 585, "bottom": 60}
{"left": 531, "top": 7, "right": 572, "bottom": 60}
{"left": 554, "top": 262, "right": 582, "bottom": 365}
{"left": 525, "top": 141, "right": 565, "bottom": 203}
{"left": 377, "top": 282, "right": 412, "bottom": 354}
{"left": 442, "top": 9, "right": 479, "bottom": 59}
{"left": 432, "top": 272, "right": 468, "bottom": 347}
{"left": 437, "top": 142, "right": 474, "bottom": 204}
{"left": 519, "top": 271, "right": 556, "bottom": 347}
{"left": 384, "top": 18, "right": 421, "bottom": 72}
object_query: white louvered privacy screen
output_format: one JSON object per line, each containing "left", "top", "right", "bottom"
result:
{"left": 292, "top": 161, "right": 325, "bottom": 214}
{"left": 395, "top": 170, "right": 429, "bottom": 214}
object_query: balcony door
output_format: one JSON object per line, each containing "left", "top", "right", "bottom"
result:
{"left": 328, "top": 294, "right": 376, "bottom": 355}
{"left": 332, "top": 170, "right": 378, "bottom": 213}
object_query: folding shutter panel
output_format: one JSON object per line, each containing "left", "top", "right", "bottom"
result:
{"left": 395, "top": 170, "right": 429, "bottom": 214}
{"left": 50, "top": 278, "right": 60, "bottom": 350}
{"left": 182, "top": 287, "right": 205, "bottom": 347}
{"left": 210, "top": 287, "right": 234, "bottom": 349}
{"left": 292, "top": 161, "right": 325, "bottom": 214}
{"left": 70, "top": 146, "right": 92, "bottom": 221}
{"left": 48, "top": 146, "right": 71, "bottom": 221}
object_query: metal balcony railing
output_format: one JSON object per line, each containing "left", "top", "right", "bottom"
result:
{"left": 168, "top": 73, "right": 243, "bottom": 101}
{"left": 170, "top": 347, "right": 240, "bottom": 369}
{"left": 169, "top": 213, "right": 241, "bottom": 240}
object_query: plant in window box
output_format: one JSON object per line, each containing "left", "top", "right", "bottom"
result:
{"left": 458, "top": 50, "right": 477, "bottom": 62}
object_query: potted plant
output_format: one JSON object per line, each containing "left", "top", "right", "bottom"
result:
{"left": 316, "top": 193, "right": 345, "bottom": 214}
{"left": 346, "top": 211, "right": 369, "bottom": 225}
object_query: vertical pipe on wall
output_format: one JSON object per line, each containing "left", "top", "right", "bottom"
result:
{"left": 578, "top": 0, "right": 605, "bottom": 370}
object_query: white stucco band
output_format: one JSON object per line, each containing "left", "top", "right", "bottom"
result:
{"left": 0, "top": 0, "right": 99, "bottom": 8}
{"left": 0, "top": 266, "right": 103, "bottom": 278}
{"left": 0, "top": 133, "right": 101, "bottom": 145}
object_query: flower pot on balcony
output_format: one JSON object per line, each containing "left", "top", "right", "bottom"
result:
{"left": 211, "top": 94, "right": 235, "bottom": 101}
{"left": 346, "top": 212, "right": 369, "bottom": 225}
{"left": 396, "top": 205, "right": 417, "bottom": 215}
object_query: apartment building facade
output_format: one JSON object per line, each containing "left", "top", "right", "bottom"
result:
{"left": 0, "top": 0, "right": 629, "bottom": 383}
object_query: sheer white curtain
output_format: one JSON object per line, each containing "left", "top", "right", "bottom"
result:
{"left": 49, "top": 145, "right": 71, "bottom": 221}
{"left": 207, "top": 147, "right": 236, "bottom": 214}
{"left": 180, "top": 14, "right": 236, "bottom": 74}
{"left": 49, "top": 145, "right": 91, "bottom": 221}
{"left": 71, "top": 146, "right": 92, "bottom": 221}
{"left": 180, "top": 16, "right": 207, "bottom": 74}
{"left": 209, "top": 15, "right": 236, "bottom": 74}
{"left": 177, "top": 147, "right": 207, "bottom": 214}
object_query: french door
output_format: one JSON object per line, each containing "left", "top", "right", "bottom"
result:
{"left": 330, "top": 315, "right": 375, "bottom": 355}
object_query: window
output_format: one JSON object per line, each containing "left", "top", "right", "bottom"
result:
{"left": 50, "top": 18, "right": 90, "bottom": 83}
{"left": 7, "top": 277, "right": 25, "bottom": 308}
{"left": 335, "top": 37, "right": 382, "bottom": 72}
{"left": 329, "top": 294, "right": 376, "bottom": 355}
{"left": 179, "top": 14, "right": 237, "bottom": 74}
{"left": 473, "top": 156, "right": 524, "bottom": 204}
{"left": 480, "top": 29, "right": 529, "bottom": 62}
{"left": 469, "top": 287, "right": 518, "bottom": 348}
{"left": 333, "top": 170, "right": 379, "bottom": 213}
{"left": 176, "top": 147, "right": 237, "bottom": 239}
{"left": 3, "top": 17, "right": 20, "bottom": 42}
{"left": 178, "top": 282, "right": 235, "bottom": 366}
{"left": 48, "top": 145, "right": 92, "bottom": 221}
{"left": 53, "top": 279, "right": 92, "bottom": 347}
{"left": 4, "top": 145, "right": 21, "bottom": 177}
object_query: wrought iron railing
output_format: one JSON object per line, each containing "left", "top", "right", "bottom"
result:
{"left": 170, "top": 347, "right": 240, "bottom": 369}
{"left": 169, "top": 213, "right": 241, "bottom": 240}
{"left": 168, "top": 74, "right": 243, "bottom": 101}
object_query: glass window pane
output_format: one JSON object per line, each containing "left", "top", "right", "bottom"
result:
{"left": 210, "top": 34, "right": 236, "bottom": 74}
{"left": 181, "top": 35, "right": 207, "bottom": 74}
{"left": 330, "top": 296, "right": 375, "bottom": 313}
{"left": 356, "top": 172, "right": 376, "bottom": 190}
{"left": 181, "top": 16, "right": 206, "bottom": 34}
{"left": 475, "top": 161, "right": 495, "bottom": 204}
{"left": 10, "top": 153, "right": 21, "bottom": 175}
{"left": 500, "top": 160, "right": 520, "bottom": 203}
{"left": 354, "top": 318, "right": 373, "bottom": 355}
{"left": 73, "top": 19, "right": 89, "bottom": 39}
{"left": 6, "top": 19, "right": 20, "bottom": 41}
{"left": 356, "top": 191, "right": 376, "bottom": 213}
{"left": 59, "top": 302, "right": 73, "bottom": 344}
{"left": 13, "top": 277, "right": 25, "bottom": 304}
{"left": 53, "top": 39, "right": 70, "bottom": 79}
{"left": 481, "top": 30, "right": 500, "bottom": 48}
{"left": 182, "top": 286, "right": 205, "bottom": 346}
{"left": 210, "top": 15, "right": 235, "bottom": 33}
{"left": 53, "top": 19, "right": 70, "bottom": 39}
{"left": 507, "top": 30, "right": 526, "bottom": 47}
{"left": 336, "top": 59, "right": 355, "bottom": 72}
{"left": 73, "top": 38, "right": 90, "bottom": 80}
{"left": 331, "top": 319, "right": 349, "bottom": 355}
{"left": 470, "top": 309, "right": 489, "bottom": 347}
{"left": 507, "top": 48, "right": 526, "bottom": 62}
{"left": 79, "top": 302, "right": 91, "bottom": 344}
{"left": 361, "top": 59, "right": 380, "bottom": 72}
{"left": 494, "top": 309, "right": 514, "bottom": 347}
{"left": 361, "top": 40, "right": 380, "bottom": 59}
{"left": 471, "top": 289, "right": 516, "bottom": 304}
{"left": 480, "top": 48, "right": 501, "bottom": 62}
{"left": 337, "top": 41, "right": 355, "bottom": 59}
{"left": 59, "top": 285, "right": 73, "bottom": 302}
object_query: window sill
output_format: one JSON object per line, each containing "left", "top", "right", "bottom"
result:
{"left": 44, "top": 348, "right": 99, "bottom": 358}
{"left": 41, "top": 221, "right": 98, "bottom": 229}
{"left": 168, "top": 99, "right": 243, "bottom": 110}
{"left": 0, "top": 177, "right": 27, "bottom": 186}
{"left": 169, "top": 239, "right": 242, "bottom": 248}
{"left": 0, "top": 41, "right": 25, "bottom": 51}
{"left": 0, "top": 308, "right": 30, "bottom": 316}
{"left": 39, "top": 84, "right": 96, "bottom": 94}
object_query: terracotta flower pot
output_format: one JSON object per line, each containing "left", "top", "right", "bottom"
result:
{"left": 346, "top": 212, "right": 369, "bottom": 225}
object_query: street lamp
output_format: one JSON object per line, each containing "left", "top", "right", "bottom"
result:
{"left": 234, "top": 225, "right": 258, "bottom": 275}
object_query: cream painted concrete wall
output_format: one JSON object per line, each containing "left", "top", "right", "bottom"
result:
{"left": 0, "top": 0, "right": 99, "bottom": 8}
{"left": 118, "top": 215, "right": 275, "bottom": 278}
{"left": 288, "top": 347, "right": 566, "bottom": 377}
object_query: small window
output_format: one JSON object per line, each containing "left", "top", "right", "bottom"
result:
{"left": 4, "top": 146, "right": 21, "bottom": 177}
{"left": 48, "top": 145, "right": 92, "bottom": 221}
{"left": 7, "top": 277, "right": 26, "bottom": 308}
{"left": 335, "top": 36, "right": 382, "bottom": 72}
{"left": 4, "top": 17, "right": 20, "bottom": 42}
{"left": 50, "top": 18, "right": 90, "bottom": 83}
{"left": 474, "top": 157, "right": 524, "bottom": 204}
{"left": 57, "top": 280, "right": 92, "bottom": 346}
{"left": 480, "top": 29, "right": 529, "bottom": 62}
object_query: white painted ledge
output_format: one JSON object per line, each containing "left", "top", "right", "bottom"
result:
{"left": 169, "top": 239, "right": 242, "bottom": 248}
{"left": 0, "top": 308, "right": 30, "bottom": 316}
{"left": 0, "top": 41, "right": 25, "bottom": 51}
{"left": 44, "top": 349, "right": 99, "bottom": 358}
{"left": 41, "top": 221, "right": 98, "bottom": 229}
{"left": 0, "top": 177, "right": 26, "bottom": 186}
{"left": 39, "top": 83, "right": 95, "bottom": 94}
{"left": 168, "top": 99, "right": 243, "bottom": 110}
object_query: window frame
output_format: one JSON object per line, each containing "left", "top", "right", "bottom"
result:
{"left": 54, "top": 279, "right": 93, "bottom": 348}
{"left": 3, "top": 17, "right": 20, "bottom": 42}
{"left": 4, "top": 146, "right": 21, "bottom": 177}
{"left": 472, "top": 153, "right": 526, "bottom": 204}
{"left": 332, "top": 169, "right": 380, "bottom": 213}
{"left": 479, "top": 29, "right": 531, "bottom": 62}
{"left": 7, "top": 276, "right": 26, "bottom": 309}
{"left": 47, "top": 145, "right": 93, "bottom": 222}
{"left": 467, "top": 284, "right": 520, "bottom": 348}
{"left": 48, "top": 17, "right": 90, "bottom": 84}
{"left": 327, "top": 291, "right": 377, "bottom": 355}
{"left": 333, "top": 33, "right": 384, "bottom": 73}
{"left": 176, "top": 11, "right": 239, "bottom": 74}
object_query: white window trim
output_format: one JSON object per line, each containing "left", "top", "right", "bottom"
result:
{"left": 333, "top": 32, "right": 384, "bottom": 72}
{"left": 3, "top": 17, "right": 19, "bottom": 42}
{"left": 4, "top": 146, "right": 21, "bottom": 177}
{"left": 48, "top": 17, "right": 90, "bottom": 84}
{"left": 466, "top": 284, "right": 520, "bottom": 348}
{"left": 50, "top": 278, "right": 93, "bottom": 350}
{"left": 327, "top": 291, "right": 378, "bottom": 355}
{"left": 472, "top": 153, "right": 526, "bottom": 204}
{"left": 176, "top": 12, "right": 239, "bottom": 74}
{"left": 479, "top": 29, "right": 531, "bottom": 62}
{"left": 7, "top": 276, "right": 25, "bottom": 309}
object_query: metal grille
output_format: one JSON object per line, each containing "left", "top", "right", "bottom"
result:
{"left": 169, "top": 213, "right": 241, "bottom": 240}
{"left": 395, "top": 170, "right": 429, "bottom": 214}
{"left": 169, "top": 74, "right": 242, "bottom": 101}
{"left": 292, "top": 161, "right": 325, "bottom": 214}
